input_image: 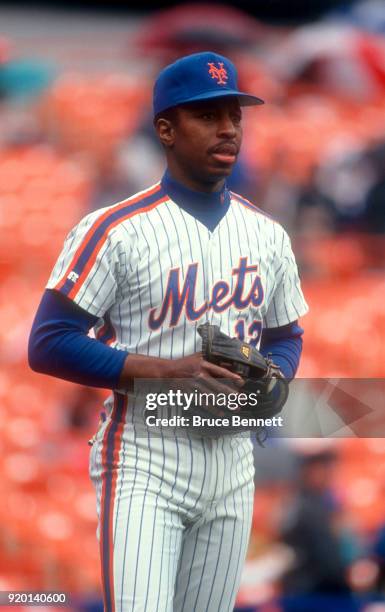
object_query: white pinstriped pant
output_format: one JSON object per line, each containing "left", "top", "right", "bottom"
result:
{"left": 89, "top": 398, "right": 255, "bottom": 612}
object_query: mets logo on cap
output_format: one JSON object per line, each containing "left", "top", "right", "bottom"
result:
{"left": 208, "top": 61, "right": 228, "bottom": 86}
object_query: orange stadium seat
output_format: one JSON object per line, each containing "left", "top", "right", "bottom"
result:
{"left": 38, "top": 74, "right": 150, "bottom": 173}
{"left": 0, "top": 145, "right": 92, "bottom": 273}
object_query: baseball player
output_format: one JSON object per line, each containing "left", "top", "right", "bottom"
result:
{"left": 29, "top": 52, "right": 308, "bottom": 612}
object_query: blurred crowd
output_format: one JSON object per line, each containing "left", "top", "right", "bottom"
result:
{"left": 0, "top": 2, "right": 384, "bottom": 611}
{"left": 1, "top": 3, "right": 385, "bottom": 236}
{"left": 246, "top": 439, "right": 385, "bottom": 612}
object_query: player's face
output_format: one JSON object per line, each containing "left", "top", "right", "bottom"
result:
{"left": 160, "top": 97, "right": 243, "bottom": 191}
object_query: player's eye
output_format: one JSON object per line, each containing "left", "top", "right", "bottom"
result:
{"left": 200, "top": 112, "right": 215, "bottom": 120}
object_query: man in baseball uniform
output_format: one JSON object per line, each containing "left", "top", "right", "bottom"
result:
{"left": 29, "top": 52, "right": 308, "bottom": 612}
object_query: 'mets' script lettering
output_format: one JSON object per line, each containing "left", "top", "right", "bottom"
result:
{"left": 148, "top": 257, "right": 264, "bottom": 330}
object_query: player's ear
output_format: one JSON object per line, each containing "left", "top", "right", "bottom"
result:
{"left": 154, "top": 117, "right": 176, "bottom": 148}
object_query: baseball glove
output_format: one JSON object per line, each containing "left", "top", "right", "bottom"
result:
{"left": 197, "top": 322, "right": 289, "bottom": 421}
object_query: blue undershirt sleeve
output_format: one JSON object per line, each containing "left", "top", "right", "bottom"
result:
{"left": 259, "top": 322, "right": 304, "bottom": 381}
{"left": 28, "top": 289, "right": 128, "bottom": 389}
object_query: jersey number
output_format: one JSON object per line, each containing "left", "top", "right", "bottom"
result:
{"left": 234, "top": 319, "right": 262, "bottom": 347}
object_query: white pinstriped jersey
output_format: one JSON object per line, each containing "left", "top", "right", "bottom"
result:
{"left": 47, "top": 180, "right": 308, "bottom": 612}
{"left": 47, "top": 181, "right": 308, "bottom": 362}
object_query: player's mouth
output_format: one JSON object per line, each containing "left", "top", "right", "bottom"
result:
{"left": 209, "top": 143, "right": 238, "bottom": 165}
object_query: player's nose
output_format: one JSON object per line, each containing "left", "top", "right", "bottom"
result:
{"left": 216, "top": 112, "right": 237, "bottom": 138}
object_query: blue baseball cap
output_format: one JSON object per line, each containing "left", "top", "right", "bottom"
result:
{"left": 153, "top": 51, "right": 264, "bottom": 117}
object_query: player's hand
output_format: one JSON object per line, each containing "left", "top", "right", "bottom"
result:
{"left": 171, "top": 353, "right": 243, "bottom": 383}
{"left": 118, "top": 353, "right": 243, "bottom": 394}
{"left": 167, "top": 353, "right": 244, "bottom": 397}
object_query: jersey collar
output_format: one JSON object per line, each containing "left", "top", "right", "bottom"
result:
{"left": 161, "top": 170, "right": 231, "bottom": 232}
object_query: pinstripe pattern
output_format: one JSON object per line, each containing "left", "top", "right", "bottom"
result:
{"left": 55, "top": 184, "right": 163, "bottom": 295}
{"left": 98, "top": 393, "right": 128, "bottom": 612}
{"left": 48, "top": 192, "right": 307, "bottom": 350}
{"left": 54, "top": 182, "right": 308, "bottom": 611}
{"left": 90, "top": 426, "right": 254, "bottom": 612}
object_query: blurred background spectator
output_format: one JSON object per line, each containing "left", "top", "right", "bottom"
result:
{"left": 0, "top": 1, "right": 384, "bottom": 610}
{"left": 279, "top": 449, "right": 359, "bottom": 611}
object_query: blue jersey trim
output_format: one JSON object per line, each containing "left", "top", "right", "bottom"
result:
{"left": 59, "top": 185, "right": 165, "bottom": 297}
